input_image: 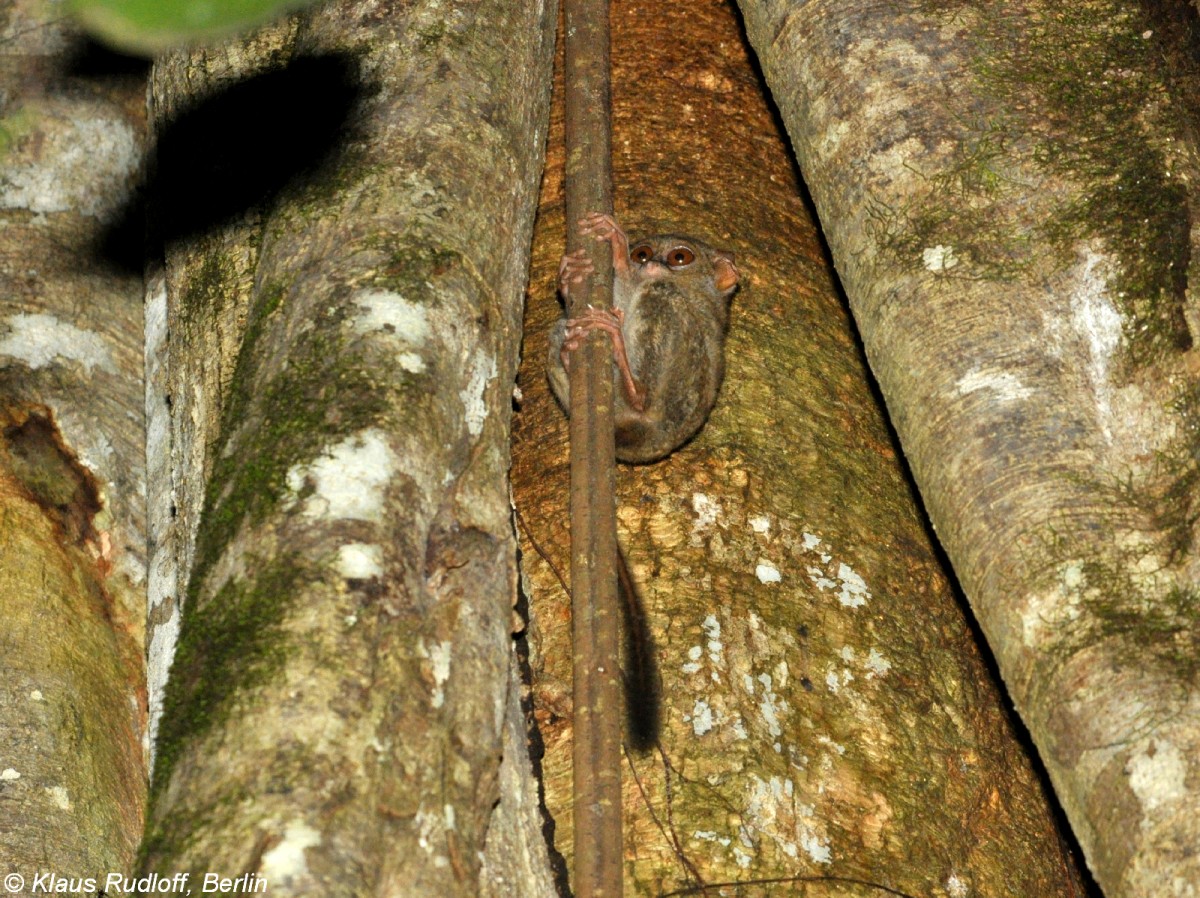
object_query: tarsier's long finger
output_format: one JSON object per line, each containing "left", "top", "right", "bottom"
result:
{"left": 578, "top": 211, "right": 617, "bottom": 235}
{"left": 566, "top": 304, "right": 622, "bottom": 326}
{"left": 566, "top": 319, "right": 622, "bottom": 341}
{"left": 557, "top": 249, "right": 595, "bottom": 297}
{"left": 558, "top": 249, "right": 591, "bottom": 275}
{"left": 558, "top": 248, "right": 588, "bottom": 274}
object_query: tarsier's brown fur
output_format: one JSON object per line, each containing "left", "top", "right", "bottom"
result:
{"left": 547, "top": 214, "right": 739, "bottom": 462}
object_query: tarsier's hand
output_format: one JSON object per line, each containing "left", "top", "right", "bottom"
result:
{"left": 579, "top": 212, "right": 631, "bottom": 274}
{"left": 557, "top": 248, "right": 594, "bottom": 300}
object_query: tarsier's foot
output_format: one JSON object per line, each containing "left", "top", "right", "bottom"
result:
{"left": 559, "top": 306, "right": 646, "bottom": 413}
{"left": 557, "top": 248, "right": 594, "bottom": 300}
{"left": 565, "top": 305, "right": 625, "bottom": 344}
{"left": 579, "top": 212, "right": 630, "bottom": 273}
{"left": 560, "top": 306, "right": 621, "bottom": 362}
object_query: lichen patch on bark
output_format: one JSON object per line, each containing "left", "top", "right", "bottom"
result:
{"left": 0, "top": 313, "right": 119, "bottom": 375}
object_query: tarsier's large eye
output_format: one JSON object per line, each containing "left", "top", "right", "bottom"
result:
{"left": 666, "top": 246, "right": 696, "bottom": 267}
{"left": 630, "top": 244, "right": 655, "bottom": 264}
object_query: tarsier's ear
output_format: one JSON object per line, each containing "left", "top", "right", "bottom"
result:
{"left": 713, "top": 251, "right": 739, "bottom": 294}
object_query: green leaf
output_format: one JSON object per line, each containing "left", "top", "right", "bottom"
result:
{"left": 69, "top": 0, "right": 319, "bottom": 55}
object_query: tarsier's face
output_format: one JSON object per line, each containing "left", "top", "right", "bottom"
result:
{"left": 629, "top": 241, "right": 697, "bottom": 276}
{"left": 627, "top": 236, "right": 739, "bottom": 296}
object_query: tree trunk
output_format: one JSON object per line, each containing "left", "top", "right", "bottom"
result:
{"left": 736, "top": 0, "right": 1200, "bottom": 894}
{"left": 142, "top": 2, "right": 558, "bottom": 895}
{"left": 0, "top": 0, "right": 148, "bottom": 881}
{"left": 514, "top": 0, "right": 1086, "bottom": 894}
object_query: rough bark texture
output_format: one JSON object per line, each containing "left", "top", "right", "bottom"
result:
{"left": 0, "top": 0, "right": 147, "bottom": 880}
{"left": 737, "top": 0, "right": 1200, "bottom": 895}
{"left": 143, "top": 2, "right": 558, "bottom": 895}
{"left": 0, "top": 446, "right": 146, "bottom": 885}
{"left": 513, "top": 0, "right": 1084, "bottom": 895}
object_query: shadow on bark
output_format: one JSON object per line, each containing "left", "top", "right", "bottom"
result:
{"left": 619, "top": 549, "right": 662, "bottom": 753}
{"left": 62, "top": 37, "right": 153, "bottom": 78}
{"left": 97, "top": 53, "right": 363, "bottom": 271}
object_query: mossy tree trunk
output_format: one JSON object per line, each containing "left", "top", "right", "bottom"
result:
{"left": 0, "top": 0, "right": 148, "bottom": 882}
{"left": 513, "top": 0, "right": 1085, "bottom": 894}
{"left": 142, "top": 1, "right": 558, "bottom": 894}
{"left": 737, "top": 0, "right": 1200, "bottom": 894}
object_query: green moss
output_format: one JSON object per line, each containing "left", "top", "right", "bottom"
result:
{"left": 140, "top": 774, "right": 258, "bottom": 868}
{"left": 185, "top": 281, "right": 279, "bottom": 583}
{"left": 868, "top": 111, "right": 1039, "bottom": 282}
{"left": 0, "top": 108, "right": 35, "bottom": 159}
{"left": 994, "top": 5, "right": 1193, "bottom": 365}
{"left": 188, "top": 279, "right": 393, "bottom": 589}
{"left": 415, "top": 21, "right": 446, "bottom": 50}
{"left": 382, "top": 240, "right": 460, "bottom": 287}
{"left": 177, "top": 252, "right": 242, "bottom": 328}
{"left": 1138, "top": 381, "right": 1200, "bottom": 564}
{"left": 1074, "top": 566, "right": 1199, "bottom": 679}
{"left": 885, "top": 2, "right": 1192, "bottom": 362}
{"left": 1158, "top": 385, "right": 1200, "bottom": 559}
{"left": 414, "top": 19, "right": 468, "bottom": 53}
{"left": 150, "top": 556, "right": 309, "bottom": 797}
{"left": 289, "top": 153, "right": 384, "bottom": 213}
{"left": 1051, "top": 382, "right": 1200, "bottom": 671}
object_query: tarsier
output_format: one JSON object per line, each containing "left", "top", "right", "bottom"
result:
{"left": 547, "top": 212, "right": 739, "bottom": 748}
{"left": 547, "top": 212, "right": 740, "bottom": 462}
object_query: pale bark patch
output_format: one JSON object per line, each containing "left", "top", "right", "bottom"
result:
{"left": 417, "top": 638, "right": 453, "bottom": 709}
{"left": 754, "top": 559, "right": 781, "bottom": 582}
{"left": 334, "top": 542, "right": 383, "bottom": 579}
{"left": 946, "top": 873, "right": 971, "bottom": 897}
{"left": 690, "top": 490, "right": 723, "bottom": 534}
{"left": 1021, "top": 561, "right": 1086, "bottom": 648}
{"left": 349, "top": 286, "right": 433, "bottom": 373}
{"left": 745, "top": 772, "right": 832, "bottom": 865}
{"left": 259, "top": 821, "right": 322, "bottom": 882}
{"left": 689, "top": 699, "right": 714, "bottom": 735}
{"left": 923, "top": 244, "right": 960, "bottom": 271}
{"left": 0, "top": 312, "right": 117, "bottom": 374}
{"left": 1063, "top": 248, "right": 1124, "bottom": 443}
{"left": 956, "top": 367, "right": 1034, "bottom": 403}
{"left": 284, "top": 428, "right": 398, "bottom": 522}
{"left": 145, "top": 271, "right": 178, "bottom": 763}
{"left": 835, "top": 562, "right": 871, "bottom": 607}
{"left": 1126, "top": 741, "right": 1187, "bottom": 818}
{"left": 0, "top": 108, "right": 139, "bottom": 220}
{"left": 460, "top": 350, "right": 497, "bottom": 437}
{"left": 864, "top": 648, "right": 892, "bottom": 677}
{"left": 45, "top": 785, "right": 71, "bottom": 810}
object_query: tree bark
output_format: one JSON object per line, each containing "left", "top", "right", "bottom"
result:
{"left": 514, "top": 0, "right": 1085, "bottom": 894}
{"left": 0, "top": 0, "right": 148, "bottom": 881}
{"left": 143, "top": 2, "right": 558, "bottom": 895}
{"left": 736, "top": 0, "right": 1200, "bottom": 894}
